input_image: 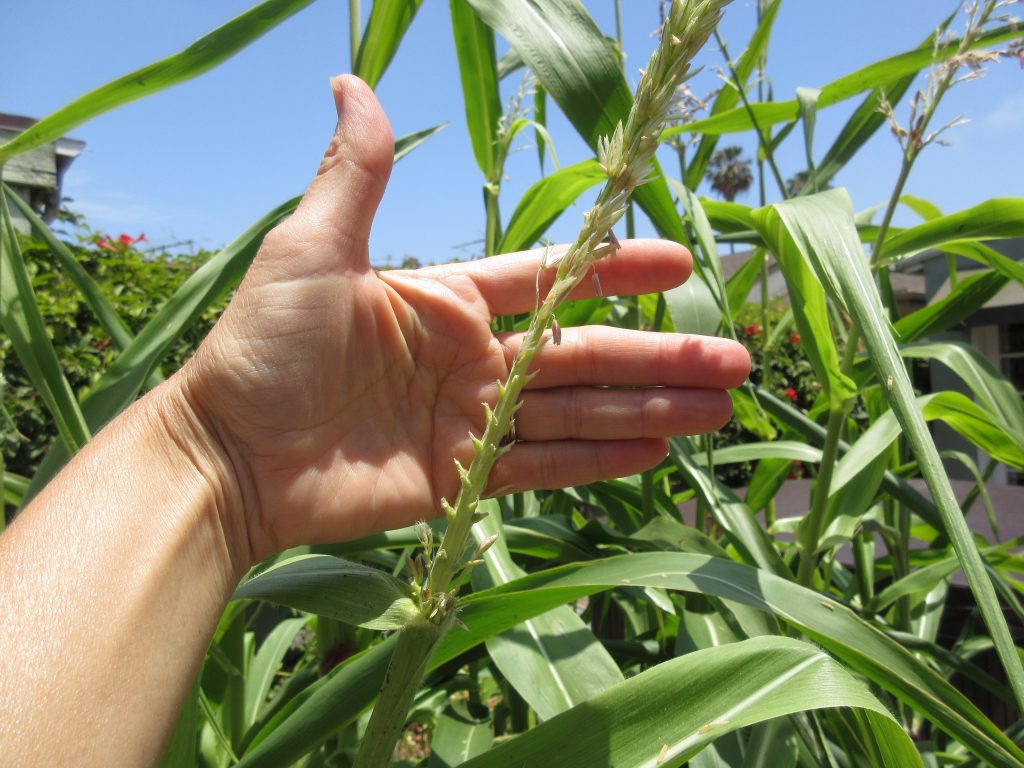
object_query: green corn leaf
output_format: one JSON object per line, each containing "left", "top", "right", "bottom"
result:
{"left": 160, "top": 677, "right": 200, "bottom": 768}
{"left": 796, "top": 86, "right": 821, "bottom": 186}
{"left": 353, "top": 0, "right": 425, "bottom": 89}
{"left": 880, "top": 198, "right": 1024, "bottom": 261}
{"left": 833, "top": 392, "right": 1024, "bottom": 489}
{"left": 822, "top": 449, "right": 890, "bottom": 546}
{"left": 676, "top": 596, "right": 740, "bottom": 654}
{"left": 669, "top": 438, "right": 789, "bottom": 578}
{"left": 806, "top": 67, "right": 913, "bottom": 192}
{"left": 702, "top": 199, "right": 757, "bottom": 234}
{"left": 743, "top": 718, "right": 798, "bottom": 768}
{"left": 0, "top": 0, "right": 316, "bottom": 164}
{"left": 664, "top": 101, "right": 787, "bottom": 139}
{"left": 535, "top": 84, "right": 549, "bottom": 172}
{"left": 234, "top": 555, "right": 419, "bottom": 630}
{"left": 750, "top": 205, "right": 858, "bottom": 411}
{"left": 724, "top": 247, "right": 765, "bottom": 310}
{"left": 501, "top": 516, "right": 593, "bottom": 562}
{"left": 2, "top": 471, "right": 29, "bottom": 507}
{"left": 665, "top": 273, "right": 721, "bottom": 337}
{"left": 684, "top": 0, "right": 782, "bottom": 189}
{"left": 461, "top": 637, "right": 919, "bottom": 768}
{"left": 745, "top": 457, "right": 792, "bottom": 513}
{"left": 765, "top": 306, "right": 795, "bottom": 349}
{"left": 462, "top": 0, "right": 624, "bottom": 152}
{"left": 3, "top": 185, "right": 135, "bottom": 352}
{"left": 498, "top": 159, "right": 606, "bottom": 254}
{"left": 429, "top": 701, "right": 493, "bottom": 767}
{"left": 943, "top": 449, "right": 1002, "bottom": 539}
{"left": 931, "top": 239, "right": 1024, "bottom": 284}
{"left": 459, "top": 556, "right": 1017, "bottom": 767}
{"left": 22, "top": 195, "right": 300, "bottom": 502}
{"left": 449, "top": 0, "right": 502, "bottom": 179}
{"left": 689, "top": 732, "right": 745, "bottom": 768}
{"left": 872, "top": 536, "right": 1024, "bottom": 622}
{"left": 729, "top": 386, "right": 776, "bottom": 440}
{"left": 889, "top": 628, "right": 1016, "bottom": 710}
{"left": 911, "top": 579, "right": 950, "bottom": 654}
{"left": 755, "top": 388, "right": 943, "bottom": 531}
{"left": 892, "top": 270, "right": 1008, "bottom": 343}
{"left": 314, "top": 516, "right": 594, "bottom": 564}
{"left": 870, "top": 546, "right": 1003, "bottom": 614}
{"left": 759, "top": 188, "right": 1024, "bottom": 713}
{"left": 896, "top": 341, "right": 1024, "bottom": 438}
{"left": 236, "top": 665, "right": 323, "bottom": 754}
{"left": 496, "top": 47, "right": 524, "bottom": 80}
{"left": 244, "top": 616, "right": 310, "bottom": 727}
{"left": 394, "top": 123, "right": 449, "bottom": 163}
{"left": 463, "top": 0, "right": 685, "bottom": 243}
{"left": 630, "top": 518, "right": 732, "bottom": 560}
{"left": 669, "top": 179, "right": 730, "bottom": 323}
{"left": 664, "top": 23, "right": 1021, "bottom": 141}
{"left": 695, "top": 441, "right": 822, "bottom": 466}
{"left": 900, "top": 194, "right": 944, "bottom": 222}
{"left": 236, "top": 637, "right": 395, "bottom": 765}
{"left": 772, "top": 503, "right": 885, "bottom": 554}
{"left": 236, "top": 552, "right": 1022, "bottom": 768}
{"left": 470, "top": 503, "right": 622, "bottom": 721}
{"left": 0, "top": 192, "right": 90, "bottom": 454}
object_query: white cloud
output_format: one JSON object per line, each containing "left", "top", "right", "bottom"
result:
{"left": 983, "top": 91, "right": 1024, "bottom": 129}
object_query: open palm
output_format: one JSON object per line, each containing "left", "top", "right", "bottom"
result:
{"left": 185, "top": 76, "right": 748, "bottom": 560}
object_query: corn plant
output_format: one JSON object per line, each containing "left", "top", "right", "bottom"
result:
{"left": 2, "top": 1, "right": 1024, "bottom": 767}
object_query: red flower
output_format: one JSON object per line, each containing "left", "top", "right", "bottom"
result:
{"left": 97, "top": 239, "right": 116, "bottom": 252}
{"left": 117, "top": 233, "right": 146, "bottom": 246}
{"left": 785, "top": 386, "right": 798, "bottom": 402}
{"left": 744, "top": 323, "right": 761, "bottom": 336}
{"left": 789, "top": 331, "right": 800, "bottom": 345}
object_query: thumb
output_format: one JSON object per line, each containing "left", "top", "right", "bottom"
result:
{"left": 289, "top": 75, "right": 394, "bottom": 259}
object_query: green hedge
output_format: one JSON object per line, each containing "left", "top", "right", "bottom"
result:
{"left": 1, "top": 235, "right": 225, "bottom": 479}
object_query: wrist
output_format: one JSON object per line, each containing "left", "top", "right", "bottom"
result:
{"left": 0, "top": 362, "right": 256, "bottom": 765}
{"left": 146, "top": 368, "right": 257, "bottom": 579}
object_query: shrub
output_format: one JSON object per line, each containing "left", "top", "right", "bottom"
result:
{"left": 1, "top": 234, "right": 222, "bottom": 479}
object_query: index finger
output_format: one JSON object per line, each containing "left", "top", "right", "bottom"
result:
{"left": 417, "top": 238, "right": 692, "bottom": 316}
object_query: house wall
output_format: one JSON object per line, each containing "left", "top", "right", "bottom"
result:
{"left": 0, "top": 127, "right": 58, "bottom": 235}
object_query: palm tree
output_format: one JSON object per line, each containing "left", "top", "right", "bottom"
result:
{"left": 786, "top": 169, "right": 833, "bottom": 197}
{"left": 705, "top": 145, "right": 753, "bottom": 202}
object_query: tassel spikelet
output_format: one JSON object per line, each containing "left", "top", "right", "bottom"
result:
{"left": 417, "top": 0, "right": 731, "bottom": 605}
{"left": 356, "top": 9, "right": 732, "bottom": 764}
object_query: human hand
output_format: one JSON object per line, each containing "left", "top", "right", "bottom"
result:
{"left": 178, "top": 75, "right": 749, "bottom": 566}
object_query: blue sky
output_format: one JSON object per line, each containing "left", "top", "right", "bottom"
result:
{"left": 2, "top": 0, "right": 1022, "bottom": 264}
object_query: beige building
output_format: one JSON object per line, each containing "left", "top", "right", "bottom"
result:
{"left": 0, "top": 113, "right": 85, "bottom": 233}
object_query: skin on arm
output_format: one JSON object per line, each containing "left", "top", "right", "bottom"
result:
{"left": 0, "top": 76, "right": 749, "bottom": 765}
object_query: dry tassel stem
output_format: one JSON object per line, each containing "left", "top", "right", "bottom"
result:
{"left": 352, "top": 2, "right": 730, "bottom": 765}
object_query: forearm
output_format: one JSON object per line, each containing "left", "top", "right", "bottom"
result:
{"left": 0, "top": 374, "right": 247, "bottom": 766}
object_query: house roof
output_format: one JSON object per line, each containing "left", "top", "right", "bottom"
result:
{"left": 932, "top": 268, "right": 1024, "bottom": 309}
{"left": 889, "top": 271, "right": 925, "bottom": 299}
